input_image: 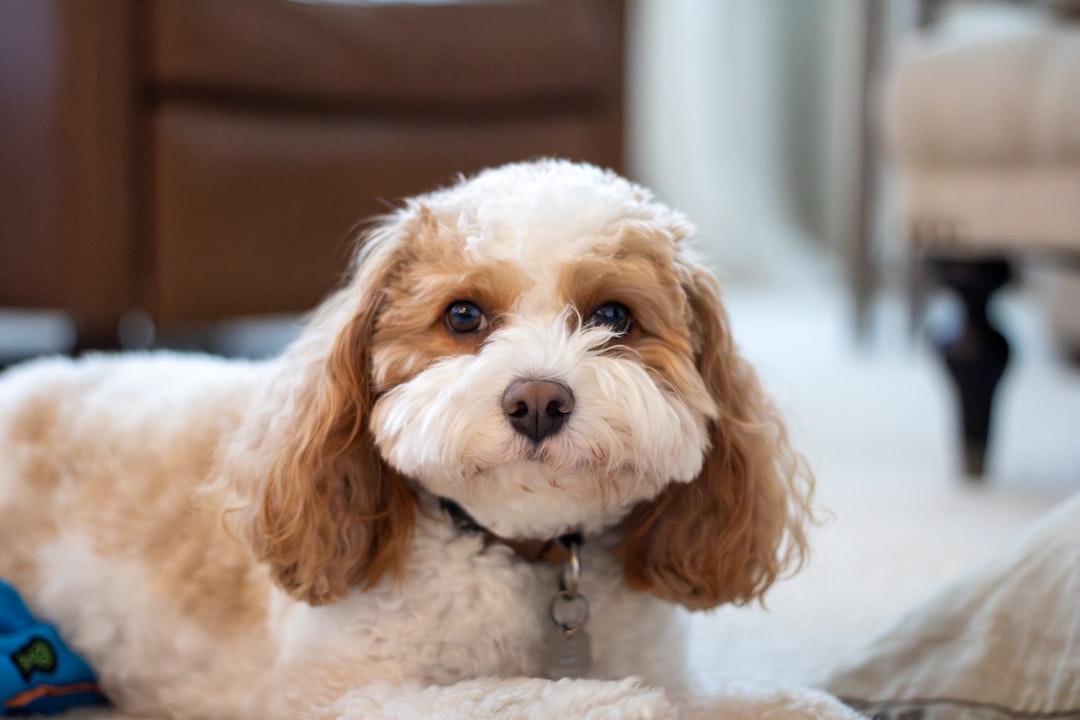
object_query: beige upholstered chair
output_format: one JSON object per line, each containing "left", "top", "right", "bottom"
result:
{"left": 883, "top": 1, "right": 1080, "bottom": 476}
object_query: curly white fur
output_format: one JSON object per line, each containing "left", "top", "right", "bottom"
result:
{"left": 0, "top": 160, "right": 841, "bottom": 719}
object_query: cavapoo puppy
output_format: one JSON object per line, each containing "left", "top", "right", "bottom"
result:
{"left": 0, "top": 160, "right": 816, "bottom": 719}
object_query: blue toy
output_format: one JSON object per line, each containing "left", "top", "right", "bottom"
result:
{"left": 0, "top": 580, "right": 106, "bottom": 715}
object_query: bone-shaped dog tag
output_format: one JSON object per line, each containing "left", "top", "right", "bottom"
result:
{"left": 545, "top": 591, "right": 591, "bottom": 679}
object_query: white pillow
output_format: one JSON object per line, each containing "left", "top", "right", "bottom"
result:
{"left": 824, "top": 493, "right": 1080, "bottom": 719}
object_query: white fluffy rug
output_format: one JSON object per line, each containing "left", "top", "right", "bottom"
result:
{"left": 684, "top": 281, "right": 1080, "bottom": 691}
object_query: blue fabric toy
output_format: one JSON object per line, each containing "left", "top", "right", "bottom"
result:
{"left": 0, "top": 580, "right": 106, "bottom": 715}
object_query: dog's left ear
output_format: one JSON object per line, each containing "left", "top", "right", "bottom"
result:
{"left": 617, "top": 257, "right": 814, "bottom": 611}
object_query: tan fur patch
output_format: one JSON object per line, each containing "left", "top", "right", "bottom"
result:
{"left": 556, "top": 228, "right": 707, "bottom": 407}
{"left": 0, "top": 378, "right": 83, "bottom": 592}
{"left": 371, "top": 212, "right": 532, "bottom": 391}
{"left": 75, "top": 397, "right": 271, "bottom": 632}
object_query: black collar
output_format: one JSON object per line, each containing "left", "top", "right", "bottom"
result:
{"left": 438, "top": 498, "right": 584, "bottom": 564}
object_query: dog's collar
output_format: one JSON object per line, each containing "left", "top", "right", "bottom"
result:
{"left": 438, "top": 498, "right": 584, "bottom": 565}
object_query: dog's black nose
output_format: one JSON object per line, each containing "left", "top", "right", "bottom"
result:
{"left": 501, "top": 379, "right": 574, "bottom": 442}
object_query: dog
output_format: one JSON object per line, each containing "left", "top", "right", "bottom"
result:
{"left": 0, "top": 160, "right": 815, "bottom": 719}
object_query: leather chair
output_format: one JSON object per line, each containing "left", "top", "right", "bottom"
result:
{"left": 0, "top": 0, "right": 626, "bottom": 351}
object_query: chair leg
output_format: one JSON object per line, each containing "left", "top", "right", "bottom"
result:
{"left": 929, "top": 258, "right": 1011, "bottom": 478}
{"left": 73, "top": 322, "right": 123, "bottom": 355}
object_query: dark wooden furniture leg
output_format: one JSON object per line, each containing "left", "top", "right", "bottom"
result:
{"left": 73, "top": 321, "right": 123, "bottom": 355}
{"left": 930, "top": 258, "right": 1011, "bottom": 478}
{"left": 73, "top": 333, "right": 123, "bottom": 355}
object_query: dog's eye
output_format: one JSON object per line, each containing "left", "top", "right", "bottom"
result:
{"left": 445, "top": 301, "right": 488, "bottom": 334}
{"left": 588, "top": 302, "right": 633, "bottom": 336}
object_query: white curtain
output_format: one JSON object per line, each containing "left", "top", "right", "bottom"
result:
{"left": 627, "top": 0, "right": 863, "bottom": 286}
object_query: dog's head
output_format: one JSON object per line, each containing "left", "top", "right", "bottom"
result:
{"left": 238, "top": 160, "right": 813, "bottom": 610}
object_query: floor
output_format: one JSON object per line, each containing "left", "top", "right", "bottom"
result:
{"left": 2, "top": 273, "right": 1078, "bottom": 695}
{"left": 684, "top": 278, "right": 1080, "bottom": 691}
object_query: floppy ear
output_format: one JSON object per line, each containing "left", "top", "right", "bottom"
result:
{"left": 617, "top": 258, "right": 814, "bottom": 611}
{"left": 228, "top": 216, "right": 417, "bottom": 606}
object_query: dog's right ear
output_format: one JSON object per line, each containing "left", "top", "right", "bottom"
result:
{"left": 225, "top": 213, "right": 417, "bottom": 606}
{"left": 616, "top": 255, "right": 814, "bottom": 611}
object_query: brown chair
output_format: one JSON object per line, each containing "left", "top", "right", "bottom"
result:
{"left": 0, "top": 0, "right": 626, "bottom": 352}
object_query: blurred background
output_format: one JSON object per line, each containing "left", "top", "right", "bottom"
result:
{"left": 1, "top": 0, "right": 1078, "bottom": 690}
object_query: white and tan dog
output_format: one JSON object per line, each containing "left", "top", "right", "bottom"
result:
{"left": 0, "top": 160, "right": 821, "bottom": 719}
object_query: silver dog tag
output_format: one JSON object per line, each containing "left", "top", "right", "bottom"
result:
{"left": 545, "top": 591, "right": 592, "bottom": 679}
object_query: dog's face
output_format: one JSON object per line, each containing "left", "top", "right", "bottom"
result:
{"left": 368, "top": 162, "right": 714, "bottom": 539}
{"left": 238, "top": 160, "right": 812, "bottom": 610}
